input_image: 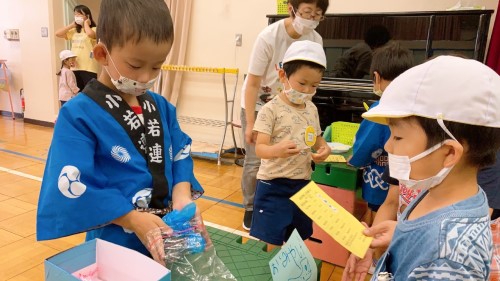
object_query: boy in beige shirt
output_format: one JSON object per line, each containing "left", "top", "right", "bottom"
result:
{"left": 250, "top": 40, "right": 330, "bottom": 247}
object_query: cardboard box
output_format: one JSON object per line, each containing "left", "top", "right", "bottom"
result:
{"left": 45, "top": 239, "right": 170, "bottom": 281}
{"left": 305, "top": 184, "right": 367, "bottom": 267}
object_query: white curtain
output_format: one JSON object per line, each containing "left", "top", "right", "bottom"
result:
{"left": 155, "top": 0, "right": 192, "bottom": 106}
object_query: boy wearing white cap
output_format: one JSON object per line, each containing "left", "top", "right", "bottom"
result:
{"left": 57, "top": 50, "right": 80, "bottom": 107}
{"left": 240, "top": 0, "right": 329, "bottom": 231}
{"left": 361, "top": 55, "right": 500, "bottom": 280}
{"left": 249, "top": 40, "right": 331, "bottom": 247}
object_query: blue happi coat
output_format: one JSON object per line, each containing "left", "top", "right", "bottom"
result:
{"left": 36, "top": 88, "right": 203, "bottom": 256}
{"left": 349, "top": 101, "right": 390, "bottom": 206}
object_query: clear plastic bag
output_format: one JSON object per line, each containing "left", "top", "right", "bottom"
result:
{"left": 147, "top": 203, "right": 236, "bottom": 281}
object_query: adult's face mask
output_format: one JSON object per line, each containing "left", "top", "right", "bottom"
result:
{"left": 75, "top": 16, "right": 84, "bottom": 25}
{"left": 291, "top": 8, "right": 320, "bottom": 35}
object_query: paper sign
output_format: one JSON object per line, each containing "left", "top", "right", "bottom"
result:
{"left": 324, "top": 155, "right": 346, "bottom": 162}
{"left": 290, "top": 182, "right": 373, "bottom": 258}
{"left": 269, "top": 229, "right": 317, "bottom": 281}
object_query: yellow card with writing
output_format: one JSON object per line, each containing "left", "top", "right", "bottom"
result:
{"left": 290, "top": 182, "right": 372, "bottom": 258}
{"left": 324, "top": 155, "right": 346, "bottom": 163}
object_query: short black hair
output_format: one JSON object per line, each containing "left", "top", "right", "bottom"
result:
{"left": 283, "top": 60, "right": 325, "bottom": 78}
{"left": 97, "top": 0, "right": 174, "bottom": 52}
{"left": 74, "top": 5, "right": 96, "bottom": 33}
{"left": 411, "top": 116, "right": 500, "bottom": 168}
{"left": 364, "top": 25, "right": 391, "bottom": 49}
{"left": 370, "top": 41, "right": 414, "bottom": 81}
{"left": 288, "top": 0, "right": 330, "bottom": 15}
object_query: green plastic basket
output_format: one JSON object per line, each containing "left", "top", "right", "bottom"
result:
{"left": 277, "top": 0, "right": 288, "bottom": 14}
{"left": 330, "top": 121, "right": 360, "bottom": 146}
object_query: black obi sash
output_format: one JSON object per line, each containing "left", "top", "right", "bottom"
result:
{"left": 83, "top": 79, "right": 169, "bottom": 209}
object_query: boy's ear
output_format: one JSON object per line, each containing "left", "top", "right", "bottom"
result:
{"left": 373, "top": 71, "right": 381, "bottom": 86}
{"left": 93, "top": 43, "right": 109, "bottom": 66}
{"left": 442, "top": 140, "right": 464, "bottom": 168}
{"left": 278, "top": 69, "right": 287, "bottom": 83}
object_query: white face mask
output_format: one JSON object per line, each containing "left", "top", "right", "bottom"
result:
{"left": 388, "top": 141, "right": 454, "bottom": 191}
{"left": 74, "top": 16, "right": 84, "bottom": 25}
{"left": 283, "top": 78, "right": 315, "bottom": 105}
{"left": 291, "top": 9, "right": 320, "bottom": 35}
{"left": 102, "top": 45, "right": 158, "bottom": 96}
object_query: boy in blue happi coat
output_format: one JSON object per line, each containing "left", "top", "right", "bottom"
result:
{"left": 37, "top": 0, "right": 205, "bottom": 265}
{"left": 348, "top": 42, "right": 413, "bottom": 225}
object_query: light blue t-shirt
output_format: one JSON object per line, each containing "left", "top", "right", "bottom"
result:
{"left": 372, "top": 188, "right": 492, "bottom": 280}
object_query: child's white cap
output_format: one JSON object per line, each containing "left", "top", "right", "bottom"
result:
{"left": 59, "top": 50, "right": 77, "bottom": 61}
{"left": 362, "top": 55, "right": 500, "bottom": 128}
{"left": 283, "top": 40, "right": 327, "bottom": 68}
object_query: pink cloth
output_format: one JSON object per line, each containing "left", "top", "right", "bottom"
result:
{"left": 58, "top": 67, "right": 79, "bottom": 101}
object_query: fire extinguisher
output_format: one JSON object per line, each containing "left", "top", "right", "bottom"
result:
{"left": 20, "top": 88, "right": 25, "bottom": 112}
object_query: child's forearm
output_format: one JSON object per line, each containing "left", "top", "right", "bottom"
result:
{"left": 371, "top": 185, "right": 399, "bottom": 226}
{"left": 171, "top": 182, "right": 192, "bottom": 210}
{"left": 255, "top": 143, "right": 277, "bottom": 159}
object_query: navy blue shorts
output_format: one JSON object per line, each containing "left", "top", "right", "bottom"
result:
{"left": 250, "top": 178, "right": 313, "bottom": 245}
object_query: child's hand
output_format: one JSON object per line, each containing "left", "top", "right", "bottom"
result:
{"left": 341, "top": 248, "right": 374, "bottom": 281}
{"left": 192, "top": 206, "right": 213, "bottom": 250}
{"left": 275, "top": 140, "right": 300, "bottom": 158}
{"left": 84, "top": 18, "right": 91, "bottom": 26}
{"left": 363, "top": 220, "right": 397, "bottom": 249}
{"left": 126, "top": 211, "right": 170, "bottom": 266}
{"left": 311, "top": 144, "right": 331, "bottom": 163}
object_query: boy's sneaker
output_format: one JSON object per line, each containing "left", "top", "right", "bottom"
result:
{"left": 242, "top": 210, "right": 253, "bottom": 231}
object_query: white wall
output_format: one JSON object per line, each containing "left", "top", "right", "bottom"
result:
{"left": 0, "top": 0, "right": 100, "bottom": 122}
{"left": 0, "top": 0, "right": 64, "bottom": 122}
{"left": 19, "top": 0, "right": 62, "bottom": 122}
{"left": 0, "top": 1, "right": 25, "bottom": 116}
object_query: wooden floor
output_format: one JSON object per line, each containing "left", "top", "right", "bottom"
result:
{"left": 0, "top": 116, "right": 367, "bottom": 281}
